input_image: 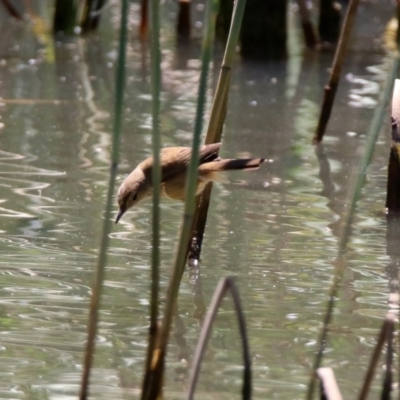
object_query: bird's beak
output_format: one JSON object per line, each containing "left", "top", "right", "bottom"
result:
{"left": 115, "top": 208, "right": 125, "bottom": 224}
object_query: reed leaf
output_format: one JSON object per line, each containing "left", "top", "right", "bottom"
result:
{"left": 306, "top": 57, "right": 399, "bottom": 400}
{"left": 186, "top": 277, "right": 251, "bottom": 400}
{"left": 79, "top": 1, "right": 129, "bottom": 398}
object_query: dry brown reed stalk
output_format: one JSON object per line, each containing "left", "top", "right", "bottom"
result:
{"left": 189, "top": 0, "right": 246, "bottom": 263}
{"left": 313, "top": 0, "right": 360, "bottom": 144}
{"left": 295, "top": 0, "right": 319, "bottom": 48}
{"left": 358, "top": 314, "right": 395, "bottom": 400}
{"left": 186, "top": 277, "right": 251, "bottom": 400}
{"left": 140, "top": 0, "right": 148, "bottom": 42}
{"left": 177, "top": 0, "right": 191, "bottom": 38}
{"left": 1, "top": 0, "right": 23, "bottom": 20}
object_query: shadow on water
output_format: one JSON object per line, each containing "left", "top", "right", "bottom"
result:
{"left": 0, "top": 1, "right": 396, "bottom": 399}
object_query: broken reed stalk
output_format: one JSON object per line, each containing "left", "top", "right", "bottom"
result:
{"left": 186, "top": 277, "right": 251, "bottom": 400}
{"left": 306, "top": 58, "right": 399, "bottom": 400}
{"left": 316, "top": 368, "right": 343, "bottom": 400}
{"left": 189, "top": 0, "right": 247, "bottom": 263}
{"left": 357, "top": 314, "right": 394, "bottom": 400}
{"left": 140, "top": 0, "right": 219, "bottom": 398}
{"left": 140, "top": 0, "right": 162, "bottom": 396}
{"left": 78, "top": 1, "right": 129, "bottom": 399}
{"left": 313, "top": 0, "right": 360, "bottom": 144}
{"left": 295, "top": 0, "right": 319, "bottom": 48}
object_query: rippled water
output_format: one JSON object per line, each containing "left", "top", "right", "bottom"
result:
{"left": 0, "top": 1, "right": 397, "bottom": 399}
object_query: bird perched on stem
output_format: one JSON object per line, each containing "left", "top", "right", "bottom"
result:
{"left": 115, "top": 142, "right": 264, "bottom": 223}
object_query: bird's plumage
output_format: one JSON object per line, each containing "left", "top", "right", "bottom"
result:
{"left": 116, "top": 143, "right": 264, "bottom": 223}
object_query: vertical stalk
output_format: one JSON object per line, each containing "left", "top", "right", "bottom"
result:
{"left": 189, "top": 0, "right": 247, "bottom": 262}
{"left": 141, "top": 0, "right": 219, "bottom": 397}
{"left": 140, "top": 0, "right": 149, "bottom": 41}
{"left": 186, "top": 277, "right": 251, "bottom": 400}
{"left": 141, "top": 0, "right": 162, "bottom": 392}
{"left": 78, "top": 1, "right": 129, "bottom": 399}
{"left": 295, "top": 0, "right": 319, "bottom": 48}
{"left": 53, "top": 0, "right": 78, "bottom": 35}
{"left": 306, "top": 58, "right": 399, "bottom": 399}
{"left": 313, "top": 0, "right": 360, "bottom": 143}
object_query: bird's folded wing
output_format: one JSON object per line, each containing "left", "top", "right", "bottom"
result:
{"left": 159, "top": 143, "right": 221, "bottom": 182}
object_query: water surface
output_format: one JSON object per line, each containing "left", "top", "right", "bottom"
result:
{"left": 0, "top": 1, "right": 396, "bottom": 399}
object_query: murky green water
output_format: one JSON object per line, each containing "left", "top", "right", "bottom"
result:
{"left": 0, "top": 1, "right": 397, "bottom": 399}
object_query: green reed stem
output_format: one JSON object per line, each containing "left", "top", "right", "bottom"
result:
{"left": 306, "top": 57, "right": 399, "bottom": 400}
{"left": 142, "top": 0, "right": 219, "bottom": 397}
{"left": 141, "top": 0, "right": 162, "bottom": 393}
{"left": 79, "top": 1, "right": 128, "bottom": 399}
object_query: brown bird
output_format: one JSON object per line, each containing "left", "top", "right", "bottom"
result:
{"left": 115, "top": 143, "right": 264, "bottom": 223}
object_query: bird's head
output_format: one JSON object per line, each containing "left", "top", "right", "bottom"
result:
{"left": 115, "top": 167, "right": 151, "bottom": 223}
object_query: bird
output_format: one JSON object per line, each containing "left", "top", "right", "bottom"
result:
{"left": 115, "top": 142, "right": 264, "bottom": 223}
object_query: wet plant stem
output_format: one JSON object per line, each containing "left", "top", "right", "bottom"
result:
{"left": 79, "top": 1, "right": 128, "bottom": 398}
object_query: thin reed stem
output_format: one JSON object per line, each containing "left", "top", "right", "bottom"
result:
{"left": 313, "top": 0, "right": 360, "bottom": 143}
{"left": 141, "top": 0, "right": 162, "bottom": 395}
{"left": 189, "top": 0, "right": 247, "bottom": 262}
{"left": 186, "top": 277, "right": 251, "bottom": 400}
{"left": 306, "top": 57, "right": 399, "bottom": 400}
{"left": 141, "top": 0, "right": 219, "bottom": 397}
{"left": 79, "top": 1, "right": 129, "bottom": 398}
{"left": 295, "top": 0, "right": 319, "bottom": 48}
{"left": 358, "top": 315, "right": 394, "bottom": 400}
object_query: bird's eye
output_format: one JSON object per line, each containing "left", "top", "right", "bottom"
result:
{"left": 132, "top": 193, "right": 138, "bottom": 202}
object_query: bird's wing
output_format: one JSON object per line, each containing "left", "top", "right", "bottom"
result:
{"left": 159, "top": 143, "right": 221, "bottom": 182}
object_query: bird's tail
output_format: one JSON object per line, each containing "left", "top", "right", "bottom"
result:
{"left": 199, "top": 158, "right": 264, "bottom": 173}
